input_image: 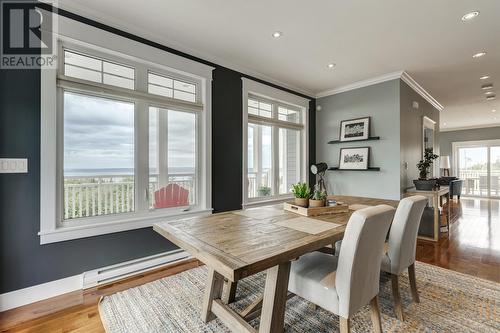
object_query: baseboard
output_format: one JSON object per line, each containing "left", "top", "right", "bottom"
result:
{"left": 0, "top": 274, "right": 83, "bottom": 312}
{"left": 0, "top": 249, "right": 189, "bottom": 312}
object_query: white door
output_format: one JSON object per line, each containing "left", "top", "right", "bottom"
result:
{"left": 455, "top": 140, "right": 500, "bottom": 198}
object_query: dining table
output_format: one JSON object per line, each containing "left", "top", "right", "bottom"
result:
{"left": 153, "top": 195, "right": 399, "bottom": 333}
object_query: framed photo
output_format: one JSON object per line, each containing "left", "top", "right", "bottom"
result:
{"left": 339, "top": 117, "right": 370, "bottom": 141}
{"left": 339, "top": 147, "right": 370, "bottom": 170}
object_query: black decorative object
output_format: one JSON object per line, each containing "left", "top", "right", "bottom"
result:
{"left": 310, "top": 162, "right": 328, "bottom": 194}
{"left": 413, "top": 179, "right": 436, "bottom": 191}
{"left": 328, "top": 136, "right": 379, "bottom": 144}
{"left": 328, "top": 167, "right": 380, "bottom": 171}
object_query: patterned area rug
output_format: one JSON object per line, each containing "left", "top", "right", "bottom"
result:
{"left": 99, "top": 262, "right": 500, "bottom": 332}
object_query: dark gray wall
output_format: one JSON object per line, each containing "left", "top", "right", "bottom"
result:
{"left": 316, "top": 80, "right": 401, "bottom": 200}
{"left": 440, "top": 126, "right": 500, "bottom": 160}
{"left": 400, "top": 80, "right": 440, "bottom": 192}
{"left": 0, "top": 5, "right": 315, "bottom": 293}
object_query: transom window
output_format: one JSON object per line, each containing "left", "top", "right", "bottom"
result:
{"left": 64, "top": 50, "right": 135, "bottom": 89}
{"left": 248, "top": 98, "right": 273, "bottom": 118}
{"left": 148, "top": 72, "right": 197, "bottom": 102}
{"left": 243, "top": 86, "right": 308, "bottom": 205}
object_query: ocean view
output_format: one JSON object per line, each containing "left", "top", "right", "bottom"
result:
{"left": 64, "top": 167, "right": 196, "bottom": 177}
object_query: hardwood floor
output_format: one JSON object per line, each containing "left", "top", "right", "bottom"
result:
{"left": 416, "top": 197, "right": 500, "bottom": 283}
{"left": 0, "top": 259, "right": 201, "bottom": 333}
{"left": 1, "top": 197, "right": 499, "bottom": 332}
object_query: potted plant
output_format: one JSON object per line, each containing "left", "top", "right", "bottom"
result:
{"left": 257, "top": 185, "right": 271, "bottom": 197}
{"left": 291, "top": 182, "right": 311, "bottom": 207}
{"left": 414, "top": 148, "right": 439, "bottom": 190}
{"left": 309, "top": 187, "right": 327, "bottom": 207}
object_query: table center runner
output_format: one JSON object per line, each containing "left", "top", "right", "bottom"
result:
{"left": 275, "top": 217, "right": 341, "bottom": 235}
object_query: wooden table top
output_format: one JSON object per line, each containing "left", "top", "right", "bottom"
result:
{"left": 153, "top": 195, "right": 399, "bottom": 282}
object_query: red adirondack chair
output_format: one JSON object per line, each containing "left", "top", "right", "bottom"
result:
{"left": 153, "top": 183, "right": 189, "bottom": 209}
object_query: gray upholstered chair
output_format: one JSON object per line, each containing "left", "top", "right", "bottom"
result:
{"left": 381, "top": 195, "right": 427, "bottom": 321}
{"left": 449, "top": 179, "right": 463, "bottom": 200}
{"left": 288, "top": 205, "right": 396, "bottom": 333}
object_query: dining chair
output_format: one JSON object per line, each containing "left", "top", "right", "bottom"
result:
{"left": 288, "top": 205, "right": 396, "bottom": 333}
{"left": 380, "top": 195, "right": 427, "bottom": 321}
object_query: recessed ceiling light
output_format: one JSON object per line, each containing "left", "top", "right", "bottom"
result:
{"left": 485, "top": 91, "right": 495, "bottom": 95}
{"left": 482, "top": 84, "right": 493, "bottom": 90}
{"left": 327, "top": 63, "right": 336, "bottom": 69}
{"left": 473, "top": 52, "right": 487, "bottom": 58}
{"left": 486, "top": 95, "right": 496, "bottom": 100}
{"left": 493, "top": 109, "right": 497, "bottom": 113}
{"left": 443, "top": 122, "right": 447, "bottom": 126}
{"left": 461, "top": 11, "right": 479, "bottom": 21}
{"left": 480, "top": 75, "right": 490, "bottom": 80}
{"left": 272, "top": 31, "right": 282, "bottom": 38}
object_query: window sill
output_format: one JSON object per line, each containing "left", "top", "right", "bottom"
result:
{"left": 243, "top": 195, "right": 294, "bottom": 209}
{"left": 39, "top": 208, "right": 213, "bottom": 244}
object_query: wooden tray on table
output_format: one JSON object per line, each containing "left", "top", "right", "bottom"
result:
{"left": 284, "top": 201, "right": 349, "bottom": 217}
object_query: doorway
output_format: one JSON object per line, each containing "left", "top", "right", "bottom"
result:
{"left": 453, "top": 140, "right": 500, "bottom": 198}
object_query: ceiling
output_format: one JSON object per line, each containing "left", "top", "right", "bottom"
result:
{"left": 58, "top": 0, "right": 500, "bottom": 131}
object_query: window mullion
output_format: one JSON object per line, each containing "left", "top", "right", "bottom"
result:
{"left": 135, "top": 100, "right": 149, "bottom": 212}
{"left": 272, "top": 124, "right": 279, "bottom": 196}
{"left": 159, "top": 110, "right": 169, "bottom": 187}
{"left": 256, "top": 125, "right": 262, "bottom": 191}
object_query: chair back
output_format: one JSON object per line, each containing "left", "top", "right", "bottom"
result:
{"left": 335, "top": 204, "right": 395, "bottom": 318}
{"left": 153, "top": 183, "right": 189, "bottom": 209}
{"left": 386, "top": 195, "right": 427, "bottom": 274}
{"left": 450, "top": 180, "right": 463, "bottom": 198}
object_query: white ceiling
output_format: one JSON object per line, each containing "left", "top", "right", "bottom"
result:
{"left": 59, "top": 0, "right": 500, "bottom": 131}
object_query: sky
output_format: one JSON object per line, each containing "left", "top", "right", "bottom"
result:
{"left": 63, "top": 91, "right": 195, "bottom": 175}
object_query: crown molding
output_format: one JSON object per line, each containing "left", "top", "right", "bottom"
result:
{"left": 400, "top": 71, "right": 444, "bottom": 111}
{"left": 55, "top": 3, "right": 315, "bottom": 98}
{"left": 440, "top": 123, "right": 500, "bottom": 132}
{"left": 315, "top": 71, "right": 404, "bottom": 98}
{"left": 316, "top": 71, "right": 444, "bottom": 112}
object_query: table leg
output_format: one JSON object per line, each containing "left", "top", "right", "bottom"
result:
{"left": 201, "top": 267, "right": 224, "bottom": 323}
{"left": 433, "top": 196, "right": 439, "bottom": 241}
{"left": 259, "top": 262, "right": 291, "bottom": 333}
{"left": 446, "top": 193, "right": 451, "bottom": 232}
{"left": 222, "top": 280, "right": 238, "bottom": 304}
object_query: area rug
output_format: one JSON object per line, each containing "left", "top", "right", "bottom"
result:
{"left": 99, "top": 262, "right": 500, "bottom": 332}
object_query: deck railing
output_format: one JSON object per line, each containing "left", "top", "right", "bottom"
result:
{"left": 63, "top": 173, "right": 195, "bottom": 220}
{"left": 458, "top": 169, "right": 500, "bottom": 196}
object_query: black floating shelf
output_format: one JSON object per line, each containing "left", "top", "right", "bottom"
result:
{"left": 328, "top": 167, "right": 381, "bottom": 171}
{"left": 327, "top": 136, "right": 380, "bottom": 144}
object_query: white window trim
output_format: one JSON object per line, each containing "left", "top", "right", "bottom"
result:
{"left": 452, "top": 139, "right": 500, "bottom": 199}
{"left": 40, "top": 15, "right": 214, "bottom": 244}
{"left": 242, "top": 78, "right": 310, "bottom": 208}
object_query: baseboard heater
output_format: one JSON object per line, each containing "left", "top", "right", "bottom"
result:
{"left": 83, "top": 249, "right": 190, "bottom": 289}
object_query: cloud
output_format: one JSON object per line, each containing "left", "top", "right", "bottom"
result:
{"left": 64, "top": 92, "right": 196, "bottom": 172}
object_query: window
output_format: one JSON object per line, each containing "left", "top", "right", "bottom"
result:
{"left": 454, "top": 140, "right": 500, "bottom": 198}
{"left": 41, "top": 29, "right": 213, "bottom": 244}
{"left": 242, "top": 79, "right": 309, "bottom": 205}
{"left": 149, "top": 107, "right": 197, "bottom": 208}
{"left": 64, "top": 50, "right": 135, "bottom": 89}
{"left": 248, "top": 98, "right": 272, "bottom": 118}
{"left": 59, "top": 48, "right": 202, "bottom": 222}
{"left": 148, "top": 72, "right": 197, "bottom": 102}
{"left": 63, "top": 91, "right": 135, "bottom": 219}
